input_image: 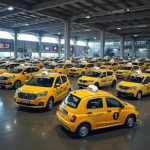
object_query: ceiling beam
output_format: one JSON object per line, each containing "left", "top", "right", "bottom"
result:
{"left": 75, "top": 10, "right": 150, "bottom": 24}
{"left": 19, "top": 21, "right": 63, "bottom": 31}
{"left": 32, "top": 0, "right": 81, "bottom": 11}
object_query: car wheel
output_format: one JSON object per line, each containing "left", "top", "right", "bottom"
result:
{"left": 94, "top": 83, "right": 99, "bottom": 89}
{"left": 125, "top": 115, "right": 135, "bottom": 128}
{"left": 14, "top": 80, "right": 21, "bottom": 89}
{"left": 81, "top": 72, "right": 85, "bottom": 76}
{"left": 76, "top": 123, "right": 90, "bottom": 138}
{"left": 111, "top": 80, "right": 116, "bottom": 87}
{"left": 46, "top": 97, "right": 54, "bottom": 111}
{"left": 136, "top": 91, "right": 142, "bottom": 100}
{"left": 79, "top": 86, "right": 83, "bottom": 89}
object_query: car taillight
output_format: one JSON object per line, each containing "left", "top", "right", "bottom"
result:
{"left": 70, "top": 115, "right": 77, "bottom": 123}
{"left": 57, "top": 105, "right": 60, "bottom": 111}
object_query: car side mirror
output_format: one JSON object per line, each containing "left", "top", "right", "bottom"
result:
{"left": 120, "top": 104, "right": 124, "bottom": 109}
{"left": 55, "top": 83, "right": 60, "bottom": 87}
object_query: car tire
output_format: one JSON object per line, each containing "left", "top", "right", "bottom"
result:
{"left": 125, "top": 115, "right": 135, "bottom": 128}
{"left": 111, "top": 80, "right": 116, "bottom": 87}
{"left": 81, "top": 72, "right": 85, "bottom": 76}
{"left": 76, "top": 123, "right": 90, "bottom": 138}
{"left": 94, "top": 83, "right": 99, "bottom": 89}
{"left": 46, "top": 97, "right": 54, "bottom": 111}
{"left": 136, "top": 91, "right": 142, "bottom": 100}
{"left": 14, "top": 80, "right": 21, "bottom": 89}
{"left": 79, "top": 86, "right": 83, "bottom": 89}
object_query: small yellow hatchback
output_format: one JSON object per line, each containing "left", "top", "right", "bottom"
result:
{"left": 57, "top": 85, "right": 139, "bottom": 138}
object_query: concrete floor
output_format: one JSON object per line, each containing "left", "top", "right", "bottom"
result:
{"left": 0, "top": 78, "right": 150, "bottom": 150}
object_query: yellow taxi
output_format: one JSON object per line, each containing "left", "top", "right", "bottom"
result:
{"left": 14, "top": 72, "right": 71, "bottom": 110}
{"left": 0, "top": 63, "right": 20, "bottom": 74}
{"left": 0, "top": 66, "right": 40, "bottom": 89}
{"left": 89, "top": 58, "right": 101, "bottom": 67}
{"left": 119, "top": 60, "right": 128, "bottom": 67}
{"left": 78, "top": 69, "right": 117, "bottom": 88}
{"left": 31, "top": 60, "right": 43, "bottom": 68}
{"left": 55, "top": 62, "right": 74, "bottom": 75}
{"left": 144, "top": 69, "right": 150, "bottom": 74}
{"left": 13, "top": 59, "right": 26, "bottom": 64}
{"left": 101, "top": 62, "right": 119, "bottom": 71}
{"left": 57, "top": 85, "right": 139, "bottom": 138}
{"left": 69, "top": 62, "right": 95, "bottom": 77}
{"left": 116, "top": 65, "right": 139, "bottom": 78}
{"left": 42, "top": 63, "right": 58, "bottom": 73}
{"left": 132, "top": 61, "right": 146, "bottom": 71}
{"left": 116, "top": 71, "right": 150, "bottom": 100}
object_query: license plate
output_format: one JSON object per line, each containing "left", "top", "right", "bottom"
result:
{"left": 60, "top": 108, "right": 68, "bottom": 115}
{"left": 21, "top": 100, "right": 30, "bottom": 104}
{"left": 120, "top": 89, "right": 126, "bottom": 93}
{"left": 0, "top": 80, "right": 4, "bottom": 83}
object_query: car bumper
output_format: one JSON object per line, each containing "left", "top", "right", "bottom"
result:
{"left": 56, "top": 111, "right": 76, "bottom": 132}
{"left": 116, "top": 88, "right": 136, "bottom": 97}
{"left": 0, "top": 81, "right": 14, "bottom": 88}
{"left": 14, "top": 96, "right": 47, "bottom": 108}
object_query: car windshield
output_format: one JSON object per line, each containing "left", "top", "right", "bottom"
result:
{"left": 86, "top": 71, "right": 101, "bottom": 77}
{"left": 57, "top": 64, "right": 64, "bottom": 68}
{"left": 64, "top": 94, "right": 81, "bottom": 108}
{"left": 8, "top": 68, "right": 23, "bottom": 74}
{"left": 0, "top": 64, "right": 6, "bottom": 69}
{"left": 119, "top": 62, "right": 127, "bottom": 64}
{"left": 120, "top": 66, "right": 132, "bottom": 70}
{"left": 144, "top": 71, "right": 150, "bottom": 74}
{"left": 45, "top": 65, "right": 55, "bottom": 69}
{"left": 75, "top": 64, "right": 86, "bottom": 68}
{"left": 26, "top": 76, "right": 54, "bottom": 87}
{"left": 103, "top": 63, "right": 111, "bottom": 65}
{"left": 125, "top": 75, "right": 144, "bottom": 83}
{"left": 132, "top": 63, "right": 138, "bottom": 65}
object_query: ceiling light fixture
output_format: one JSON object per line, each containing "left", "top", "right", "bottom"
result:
{"left": 134, "top": 35, "right": 138, "bottom": 37}
{"left": 8, "top": 6, "right": 14, "bottom": 11}
{"left": 127, "top": 9, "right": 130, "bottom": 12}
{"left": 94, "top": 37, "right": 96, "bottom": 39}
{"left": 25, "top": 23, "right": 29, "bottom": 26}
{"left": 58, "top": 32, "right": 61, "bottom": 35}
{"left": 86, "top": 16, "right": 90, "bottom": 19}
{"left": 117, "top": 27, "right": 121, "bottom": 30}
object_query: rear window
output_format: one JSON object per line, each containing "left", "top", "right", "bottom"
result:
{"left": 64, "top": 94, "right": 81, "bottom": 108}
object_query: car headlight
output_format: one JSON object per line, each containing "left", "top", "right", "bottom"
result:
{"left": 37, "top": 91, "right": 47, "bottom": 97}
{"left": 116, "top": 84, "right": 119, "bottom": 88}
{"left": 87, "top": 80, "right": 94, "bottom": 82}
{"left": 15, "top": 89, "right": 20, "bottom": 95}
{"left": 129, "top": 86, "right": 137, "bottom": 90}
{"left": 9, "top": 75, "right": 15, "bottom": 79}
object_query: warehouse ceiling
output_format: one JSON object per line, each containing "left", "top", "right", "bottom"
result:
{"left": 0, "top": 0, "right": 150, "bottom": 40}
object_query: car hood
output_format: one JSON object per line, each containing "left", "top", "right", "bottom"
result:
{"left": 19, "top": 85, "right": 51, "bottom": 94}
{"left": 0, "top": 69, "right": 7, "bottom": 74}
{"left": 119, "top": 81, "right": 141, "bottom": 87}
{"left": 0, "top": 73, "right": 18, "bottom": 77}
{"left": 102, "top": 65, "right": 111, "bottom": 68}
{"left": 116, "top": 70, "right": 129, "bottom": 73}
{"left": 123, "top": 101, "right": 136, "bottom": 109}
{"left": 71, "top": 68, "right": 82, "bottom": 71}
{"left": 79, "top": 76, "right": 96, "bottom": 80}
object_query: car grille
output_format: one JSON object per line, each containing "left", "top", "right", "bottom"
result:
{"left": 79, "top": 80, "right": 87, "bottom": 83}
{"left": 70, "top": 69, "right": 76, "bottom": 72}
{"left": 18, "top": 92, "right": 37, "bottom": 100}
{"left": 119, "top": 85, "right": 130, "bottom": 90}
{"left": 117, "top": 72, "right": 123, "bottom": 74}
{"left": 0, "top": 76, "right": 8, "bottom": 80}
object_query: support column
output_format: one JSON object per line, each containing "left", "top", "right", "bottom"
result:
{"left": 147, "top": 40, "right": 150, "bottom": 59}
{"left": 100, "top": 30, "right": 105, "bottom": 58}
{"left": 120, "top": 36, "right": 124, "bottom": 58}
{"left": 38, "top": 34, "right": 42, "bottom": 58}
{"left": 58, "top": 36, "right": 61, "bottom": 57}
{"left": 13, "top": 30, "right": 18, "bottom": 58}
{"left": 132, "top": 39, "right": 136, "bottom": 58}
{"left": 73, "top": 38, "right": 77, "bottom": 57}
{"left": 64, "top": 19, "right": 71, "bottom": 60}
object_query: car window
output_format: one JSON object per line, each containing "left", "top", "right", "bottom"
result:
{"left": 55, "top": 77, "right": 62, "bottom": 85}
{"left": 87, "top": 99, "right": 103, "bottom": 109}
{"left": 24, "top": 68, "right": 33, "bottom": 73}
{"left": 33, "top": 68, "right": 39, "bottom": 72}
{"left": 139, "top": 63, "right": 144, "bottom": 66}
{"left": 144, "top": 77, "right": 150, "bottom": 83}
{"left": 90, "top": 64, "right": 94, "bottom": 67}
{"left": 133, "top": 66, "right": 138, "bottom": 70}
{"left": 106, "top": 98, "right": 121, "bottom": 108}
{"left": 101, "top": 72, "right": 106, "bottom": 78}
{"left": 61, "top": 76, "right": 67, "bottom": 83}
{"left": 107, "top": 71, "right": 113, "bottom": 76}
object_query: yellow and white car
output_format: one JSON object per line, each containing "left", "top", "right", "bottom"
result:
{"left": 101, "top": 62, "right": 119, "bottom": 71}
{"left": 42, "top": 64, "right": 58, "bottom": 73}
{"left": 116, "top": 71, "right": 150, "bottom": 99}
{"left": 0, "top": 66, "right": 40, "bottom": 89}
{"left": 57, "top": 85, "right": 139, "bottom": 138}
{"left": 55, "top": 62, "right": 74, "bottom": 75}
{"left": 69, "top": 63, "right": 95, "bottom": 77}
{"left": 14, "top": 72, "right": 71, "bottom": 110}
{"left": 116, "top": 65, "right": 139, "bottom": 78}
{"left": 78, "top": 69, "right": 117, "bottom": 88}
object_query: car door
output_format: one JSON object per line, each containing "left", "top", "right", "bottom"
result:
{"left": 105, "top": 97, "right": 125, "bottom": 126}
{"left": 100, "top": 72, "right": 107, "bottom": 86}
{"left": 85, "top": 97, "right": 107, "bottom": 129}
{"left": 53, "top": 76, "right": 63, "bottom": 101}
{"left": 32, "top": 67, "right": 40, "bottom": 76}
{"left": 60, "top": 75, "right": 69, "bottom": 97}
{"left": 107, "top": 71, "right": 113, "bottom": 85}
{"left": 142, "top": 77, "right": 150, "bottom": 95}
{"left": 22, "top": 68, "right": 33, "bottom": 81}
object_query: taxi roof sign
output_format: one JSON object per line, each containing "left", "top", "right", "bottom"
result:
{"left": 136, "top": 70, "right": 142, "bottom": 75}
{"left": 87, "top": 85, "right": 98, "bottom": 93}
{"left": 93, "top": 67, "right": 100, "bottom": 70}
{"left": 41, "top": 71, "right": 49, "bottom": 76}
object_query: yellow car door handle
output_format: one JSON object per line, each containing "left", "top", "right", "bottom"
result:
{"left": 107, "top": 110, "right": 112, "bottom": 113}
{"left": 87, "top": 112, "right": 92, "bottom": 115}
